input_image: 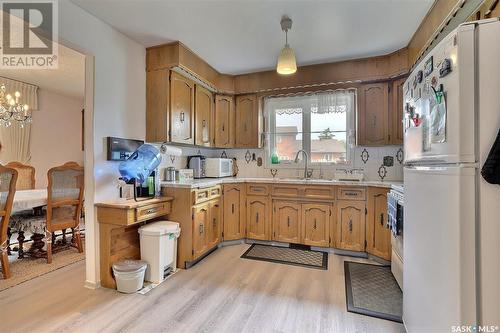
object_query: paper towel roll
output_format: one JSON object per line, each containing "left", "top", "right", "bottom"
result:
{"left": 159, "top": 143, "right": 182, "bottom": 156}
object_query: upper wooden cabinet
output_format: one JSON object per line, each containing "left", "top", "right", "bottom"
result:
{"left": 146, "top": 69, "right": 169, "bottom": 143}
{"left": 214, "top": 95, "right": 235, "bottom": 148}
{"left": 194, "top": 85, "right": 213, "bottom": 147}
{"left": 336, "top": 200, "right": 366, "bottom": 252}
{"left": 358, "top": 83, "right": 389, "bottom": 146}
{"left": 235, "top": 94, "right": 260, "bottom": 148}
{"left": 366, "top": 187, "right": 391, "bottom": 260}
{"left": 170, "top": 71, "right": 195, "bottom": 144}
{"left": 390, "top": 78, "right": 405, "bottom": 145}
{"left": 222, "top": 184, "right": 246, "bottom": 240}
{"left": 273, "top": 201, "right": 300, "bottom": 244}
{"left": 247, "top": 195, "right": 270, "bottom": 240}
{"left": 301, "top": 203, "right": 331, "bottom": 247}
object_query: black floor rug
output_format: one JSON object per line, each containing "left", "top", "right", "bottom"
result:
{"left": 344, "top": 261, "right": 403, "bottom": 323}
{"left": 241, "top": 244, "right": 328, "bottom": 270}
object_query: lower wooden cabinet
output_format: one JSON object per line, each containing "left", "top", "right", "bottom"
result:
{"left": 222, "top": 184, "right": 246, "bottom": 240}
{"left": 247, "top": 196, "right": 270, "bottom": 240}
{"left": 273, "top": 201, "right": 300, "bottom": 243}
{"left": 302, "top": 203, "right": 331, "bottom": 247}
{"left": 366, "top": 187, "right": 391, "bottom": 260}
{"left": 192, "top": 203, "right": 209, "bottom": 259}
{"left": 336, "top": 200, "right": 366, "bottom": 251}
{"left": 207, "top": 199, "right": 221, "bottom": 249}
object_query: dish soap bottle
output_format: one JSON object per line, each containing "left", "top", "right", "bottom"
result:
{"left": 271, "top": 150, "right": 279, "bottom": 164}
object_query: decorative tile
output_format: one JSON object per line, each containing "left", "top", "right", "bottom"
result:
{"left": 383, "top": 156, "right": 394, "bottom": 167}
{"left": 396, "top": 148, "right": 404, "bottom": 164}
{"left": 361, "top": 149, "right": 370, "bottom": 164}
{"left": 197, "top": 149, "right": 201, "bottom": 155}
{"left": 169, "top": 155, "right": 175, "bottom": 163}
{"left": 245, "top": 150, "right": 252, "bottom": 164}
{"left": 270, "top": 169, "right": 278, "bottom": 178}
{"left": 378, "top": 165, "right": 387, "bottom": 181}
{"left": 221, "top": 150, "right": 227, "bottom": 158}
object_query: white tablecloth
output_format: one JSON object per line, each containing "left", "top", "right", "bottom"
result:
{"left": 12, "top": 189, "right": 47, "bottom": 213}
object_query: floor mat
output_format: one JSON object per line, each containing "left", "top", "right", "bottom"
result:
{"left": 344, "top": 261, "right": 403, "bottom": 323}
{"left": 241, "top": 244, "right": 327, "bottom": 270}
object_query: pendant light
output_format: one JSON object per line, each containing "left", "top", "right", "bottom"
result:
{"left": 276, "top": 16, "right": 297, "bottom": 75}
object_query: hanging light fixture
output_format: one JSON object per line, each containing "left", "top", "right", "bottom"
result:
{"left": 0, "top": 84, "right": 31, "bottom": 127}
{"left": 276, "top": 15, "right": 297, "bottom": 75}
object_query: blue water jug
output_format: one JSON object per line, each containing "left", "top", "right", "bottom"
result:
{"left": 118, "top": 144, "right": 162, "bottom": 184}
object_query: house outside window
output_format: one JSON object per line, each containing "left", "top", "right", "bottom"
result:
{"left": 264, "top": 89, "right": 356, "bottom": 167}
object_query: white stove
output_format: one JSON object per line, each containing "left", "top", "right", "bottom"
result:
{"left": 388, "top": 184, "right": 404, "bottom": 289}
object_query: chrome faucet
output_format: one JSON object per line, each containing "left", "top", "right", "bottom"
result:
{"left": 294, "top": 149, "right": 311, "bottom": 179}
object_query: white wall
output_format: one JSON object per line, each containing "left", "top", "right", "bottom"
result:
{"left": 58, "top": 1, "right": 146, "bottom": 287}
{"left": 30, "top": 89, "right": 84, "bottom": 188}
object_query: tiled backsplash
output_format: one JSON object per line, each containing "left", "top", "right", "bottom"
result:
{"left": 154, "top": 144, "right": 404, "bottom": 182}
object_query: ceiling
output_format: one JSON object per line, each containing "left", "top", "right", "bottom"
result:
{"left": 72, "top": 0, "right": 434, "bottom": 75}
{"left": 0, "top": 43, "right": 85, "bottom": 99}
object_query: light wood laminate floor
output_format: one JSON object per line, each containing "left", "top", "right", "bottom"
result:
{"left": 0, "top": 244, "right": 405, "bottom": 333}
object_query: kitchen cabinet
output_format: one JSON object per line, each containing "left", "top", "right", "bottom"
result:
{"left": 358, "top": 83, "right": 389, "bottom": 146}
{"left": 366, "top": 187, "right": 391, "bottom": 260}
{"left": 235, "top": 94, "right": 259, "bottom": 148}
{"left": 301, "top": 203, "right": 331, "bottom": 247}
{"left": 146, "top": 69, "right": 169, "bottom": 143}
{"left": 192, "top": 203, "right": 209, "bottom": 259}
{"left": 222, "top": 184, "right": 246, "bottom": 240}
{"left": 390, "top": 78, "right": 405, "bottom": 145}
{"left": 336, "top": 200, "right": 366, "bottom": 251}
{"left": 214, "top": 95, "right": 235, "bottom": 148}
{"left": 273, "top": 201, "right": 300, "bottom": 244}
{"left": 194, "top": 85, "right": 213, "bottom": 147}
{"left": 206, "top": 199, "right": 221, "bottom": 249}
{"left": 170, "top": 71, "right": 195, "bottom": 144}
{"left": 247, "top": 196, "right": 270, "bottom": 240}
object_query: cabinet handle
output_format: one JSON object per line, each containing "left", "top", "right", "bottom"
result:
{"left": 214, "top": 204, "right": 219, "bottom": 208}
{"left": 287, "top": 216, "right": 290, "bottom": 227}
{"left": 349, "top": 219, "right": 353, "bottom": 232}
{"left": 222, "top": 123, "right": 225, "bottom": 131}
{"left": 199, "top": 223, "right": 204, "bottom": 234}
{"left": 372, "top": 114, "right": 377, "bottom": 127}
{"left": 180, "top": 112, "right": 185, "bottom": 122}
{"left": 380, "top": 213, "right": 384, "bottom": 226}
{"left": 202, "top": 119, "right": 206, "bottom": 127}
{"left": 213, "top": 218, "right": 216, "bottom": 227}
{"left": 231, "top": 203, "right": 234, "bottom": 214}
{"left": 314, "top": 219, "right": 317, "bottom": 230}
{"left": 244, "top": 123, "right": 247, "bottom": 131}
{"left": 256, "top": 212, "right": 259, "bottom": 224}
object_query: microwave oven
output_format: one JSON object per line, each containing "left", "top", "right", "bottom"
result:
{"left": 205, "top": 158, "right": 233, "bottom": 178}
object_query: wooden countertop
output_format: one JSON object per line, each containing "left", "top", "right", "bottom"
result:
{"left": 95, "top": 196, "right": 174, "bottom": 209}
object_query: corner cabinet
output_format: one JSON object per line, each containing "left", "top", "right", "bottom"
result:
{"left": 222, "top": 184, "right": 246, "bottom": 240}
{"left": 335, "top": 200, "right": 366, "bottom": 252}
{"left": 358, "top": 83, "right": 389, "bottom": 146}
{"left": 170, "top": 71, "right": 195, "bottom": 144}
{"left": 194, "top": 85, "right": 213, "bottom": 147}
{"left": 235, "top": 94, "right": 260, "bottom": 148}
{"left": 214, "top": 95, "right": 235, "bottom": 148}
{"left": 366, "top": 187, "right": 391, "bottom": 260}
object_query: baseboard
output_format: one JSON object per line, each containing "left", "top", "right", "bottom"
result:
{"left": 333, "top": 248, "right": 369, "bottom": 258}
{"left": 84, "top": 280, "right": 101, "bottom": 290}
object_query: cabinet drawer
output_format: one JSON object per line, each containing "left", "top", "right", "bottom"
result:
{"left": 136, "top": 202, "right": 171, "bottom": 223}
{"left": 246, "top": 183, "right": 269, "bottom": 196}
{"left": 337, "top": 187, "right": 366, "bottom": 201}
{"left": 209, "top": 185, "right": 221, "bottom": 199}
{"left": 303, "top": 186, "right": 335, "bottom": 200}
{"left": 272, "top": 185, "right": 301, "bottom": 198}
{"left": 193, "top": 188, "right": 210, "bottom": 204}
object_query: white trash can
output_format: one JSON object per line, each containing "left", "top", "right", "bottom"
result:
{"left": 138, "top": 221, "right": 181, "bottom": 284}
{"left": 112, "top": 260, "right": 147, "bottom": 293}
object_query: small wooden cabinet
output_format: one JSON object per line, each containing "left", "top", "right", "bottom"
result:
{"left": 170, "top": 71, "right": 195, "bottom": 144}
{"left": 247, "top": 196, "right": 270, "bottom": 240}
{"left": 146, "top": 69, "right": 169, "bottom": 142}
{"left": 390, "top": 78, "right": 405, "bottom": 145}
{"left": 222, "top": 184, "right": 246, "bottom": 240}
{"left": 207, "top": 199, "right": 221, "bottom": 249}
{"left": 358, "top": 83, "right": 389, "bottom": 146}
{"left": 301, "top": 203, "right": 331, "bottom": 247}
{"left": 366, "top": 187, "right": 391, "bottom": 260}
{"left": 273, "top": 201, "right": 300, "bottom": 244}
{"left": 336, "top": 200, "right": 366, "bottom": 251}
{"left": 194, "top": 85, "right": 213, "bottom": 147}
{"left": 214, "top": 95, "right": 235, "bottom": 148}
{"left": 192, "top": 203, "right": 209, "bottom": 259}
{"left": 235, "top": 94, "right": 259, "bottom": 148}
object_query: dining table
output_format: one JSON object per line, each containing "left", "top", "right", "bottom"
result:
{"left": 12, "top": 189, "right": 47, "bottom": 213}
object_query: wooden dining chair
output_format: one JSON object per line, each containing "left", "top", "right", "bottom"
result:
{"left": 5, "top": 162, "right": 35, "bottom": 190}
{"left": 45, "top": 162, "right": 84, "bottom": 263}
{"left": 0, "top": 166, "right": 18, "bottom": 279}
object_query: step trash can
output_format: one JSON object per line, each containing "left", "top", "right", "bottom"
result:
{"left": 112, "top": 260, "right": 148, "bottom": 293}
{"left": 138, "top": 221, "right": 181, "bottom": 284}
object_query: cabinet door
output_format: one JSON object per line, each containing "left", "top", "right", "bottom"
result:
{"left": 301, "top": 203, "right": 331, "bottom": 247}
{"left": 146, "top": 69, "right": 169, "bottom": 142}
{"left": 366, "top": 187, "right": 391, "bottom": 260}
{"left": 195, "top": 85, "right": 213, "bottom": 147}
{"left": 207, "top": 199, "right": 221, "bottom": 249}
{"left": 170, "top": 71, "right": 194, "bottom": 144}
{"left": 273, "top": 201, "right": 300, "bottom": 244}
{"left": 235, "top": 94, "right": 259, "bottom": 148}
{"left": 336, "top": 201, "right": 366, "bottom": 251}
{"left": 214, "top": 95, "right": 235, "bottom": 148}
{"left": 247, "top": 196, "right": 269, "bottom": 240}
{"left": 222, "top": 184, "right": 246, "bottom": 240}
{"left": 358, "top": 83, "right": 389, "bottom": 146}
{"left": 390, "top": 78, "right": 405, "bottom": 145}
{"left": 193, "top": 203, "right": 209, "bottom": 259}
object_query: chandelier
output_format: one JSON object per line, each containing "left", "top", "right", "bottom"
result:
{"left": 0, "top": 84, "right": 31, "bottom": 127}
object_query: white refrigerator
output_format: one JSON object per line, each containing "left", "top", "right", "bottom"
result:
{"left": 403, "top": 19, "right": 500, "bottom": 332}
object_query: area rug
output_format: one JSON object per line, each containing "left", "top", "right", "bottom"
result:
{"left": 0, "top": 248, "right": 85, "bottom": 292}
{"left": 344, "top": 261, "right": 403, "bottom": 323}
{"left": 241, "top": 244, "right": 328, "bottom": 270}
